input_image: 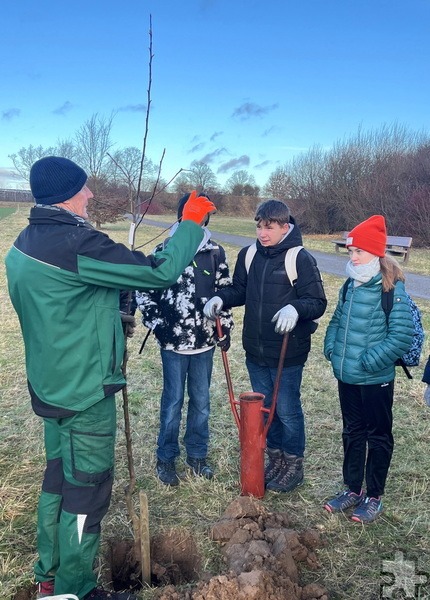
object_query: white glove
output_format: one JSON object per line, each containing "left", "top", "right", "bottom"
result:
{"left": 271, "top": 305, "right": 299, "bottom": 334}
{"left": 203, "top": 296, "right": 224, "bottom": 320}
{"left": 424, "top": 385, "right": 430, "bottom": 407}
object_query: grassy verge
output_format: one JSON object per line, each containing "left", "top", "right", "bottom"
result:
{"left": 1, "top": 209, "right": 429, "bottom": 600}
{"left": 0, "top": 207, "right": 16, "bottom": 219}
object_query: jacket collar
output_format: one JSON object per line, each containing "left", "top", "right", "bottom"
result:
{"left": 29, "top": 204, "right": 93, "bottom": 228}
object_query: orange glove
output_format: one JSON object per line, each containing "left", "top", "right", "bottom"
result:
{"left": 181, "top": 190, "right": 216, "bottom": 225}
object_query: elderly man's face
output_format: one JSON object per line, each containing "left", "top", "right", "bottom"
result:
{"left": 72, "top": 185, "right": 93, "bottom": 219}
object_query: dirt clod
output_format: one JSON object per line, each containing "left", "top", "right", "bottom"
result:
{"left": 154, "top": 496, "right": 329, "bottom": 600}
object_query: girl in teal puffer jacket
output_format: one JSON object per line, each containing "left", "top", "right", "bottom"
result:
{"left": 323, "top": 215, "right": 414, "bottom": 523}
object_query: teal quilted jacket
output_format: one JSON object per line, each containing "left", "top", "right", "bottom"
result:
{"left": 324, "top": 275, "right": 414, "bottom": 385}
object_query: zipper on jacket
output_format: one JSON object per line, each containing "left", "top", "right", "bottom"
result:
{"left": 112, "top": 329, "right": 117, "bottom": 374}
{"left": 258, "top": 259, "right": 269, "bottom": 362}
{"left": 340, "top": 284, "right": 354, "bottom": 379}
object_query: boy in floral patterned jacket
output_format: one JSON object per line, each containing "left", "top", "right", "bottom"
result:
{"left": 136, "top": 194, "right": 233, "bottom": 485}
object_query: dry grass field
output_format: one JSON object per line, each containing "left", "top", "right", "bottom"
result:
{"left": 1, "top": 207, "right": 429, "bottom": 599}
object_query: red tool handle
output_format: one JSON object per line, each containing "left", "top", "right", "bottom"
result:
{"left": 263, "top": 333, "right": 289, "bottom": 437}
{"left": 216, "top": 317, "right": 240, "bottom": 429}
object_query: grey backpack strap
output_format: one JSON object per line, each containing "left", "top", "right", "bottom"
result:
{"left": 284, "top": 245, "right": 303, "bottom": 285}
{"left": 244, "top": 243, "right": 257, "bottom": 273}
{"left": 246, "top": 244, "right": 304, "bottom": 284}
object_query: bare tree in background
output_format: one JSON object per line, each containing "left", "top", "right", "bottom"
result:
{"left": 263, "top": 123, "right": 430, "bottom": 244}
{"left": 263, "top": 165, "right": 292, "bottom": 200}
{"left": 75, "top": 112, "right": 117, "bottom": 227}
{"left": 110, "top": 146, "right": 158, "bottom": 191}
{"left": 75, "top": 112, "right": 115, "bottom": 180}
{"left": 86, "top": 177, "right": 129, "bottom": 228}
{"left": 173, "top": 161, "right": 218, "bottom": 195}
{"left": 225, "top": 169, "right": 259, "bottom": 196}
{"left": 8, "top": 145, "right": 55, "bottom": 182}
{"left": 287, "top": 145, "right": 330, "bottom": 232}
{"left": 55, "top": 138, "right": 78, "bottom": 161}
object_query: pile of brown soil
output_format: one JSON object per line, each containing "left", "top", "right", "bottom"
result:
{"left": 154, "top": 496, "right": 329, "bottom": 600}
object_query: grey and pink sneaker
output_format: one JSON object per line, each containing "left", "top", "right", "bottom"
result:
{"left": 324, "top": 489, "right": 363, "bottom": 513}
{"left": 351, "top": 496, "right": 383, "bottom": 523}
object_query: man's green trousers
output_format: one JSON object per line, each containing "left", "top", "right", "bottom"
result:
{"left": 34, "top": 395, "right": 116, "bottom": 598}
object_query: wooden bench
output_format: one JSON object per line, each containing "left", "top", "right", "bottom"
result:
{"left": 331, "top": 232, "right": 412, "bottom": 264}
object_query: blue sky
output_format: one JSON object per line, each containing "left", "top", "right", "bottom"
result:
{"left": 1, "top": 0, "right": 430, "bottom": 189}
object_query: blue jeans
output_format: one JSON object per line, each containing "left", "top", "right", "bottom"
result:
{"left": 246, "top": 359, "right": 305, "bottom": 457}
{"left": 158, "top": 348, "right": 215, "bottom": 462}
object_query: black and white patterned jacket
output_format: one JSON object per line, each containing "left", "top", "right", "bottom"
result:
{"left": 136, "top": 232, "right": 234, "bottom": 351}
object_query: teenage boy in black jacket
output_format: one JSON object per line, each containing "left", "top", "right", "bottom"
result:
{"left": 204, "top": 200, "right": 327, "bottom": 493}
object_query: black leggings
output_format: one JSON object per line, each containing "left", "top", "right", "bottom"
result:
{"left": 338, "top": 380, "right": 394, "bottom": 498}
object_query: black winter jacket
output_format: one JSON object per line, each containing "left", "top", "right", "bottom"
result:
{"left": 217, "top": 220, "right": 327, "bottom": 368}
{"left": 136, "top": 236, "right": 233, "bottom": 351}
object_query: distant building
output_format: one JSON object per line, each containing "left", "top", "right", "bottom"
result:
{"left": 0, "top": 189, "right": 33, "bottom": 202}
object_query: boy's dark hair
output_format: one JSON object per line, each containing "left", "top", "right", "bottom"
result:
{"left": 254, "top": 199, "right": 290, "bottom": 225}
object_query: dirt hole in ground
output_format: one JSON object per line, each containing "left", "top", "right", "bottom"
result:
{"left": 109, "top": 496, "right": 329, "bottom": 600}
{"left": 14, "top": 497, "right": 329, "bottom": 599}
{"left": 108, "top": 538, "right": 142, "bottom": 591}
{"left": 108, "top": 528, "right": 201, "bottom": 591}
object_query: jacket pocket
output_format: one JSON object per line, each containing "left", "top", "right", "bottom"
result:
{"left": 111, "top": 315, "right": 124, "bottom": 375}
{"left": 70, "top": 429, "right": 114, "bottom": 484}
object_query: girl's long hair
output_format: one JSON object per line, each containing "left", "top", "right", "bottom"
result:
{"left": 380, "top": 255, "right": 405, "bottom": 291}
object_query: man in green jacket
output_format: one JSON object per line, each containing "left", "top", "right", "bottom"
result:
{"left": 5, "top": 156, "right": 215, "bottom": 600}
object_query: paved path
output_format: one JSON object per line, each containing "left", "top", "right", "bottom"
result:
{"left": 142, "top": 219, "right": 430, "bottom": 301}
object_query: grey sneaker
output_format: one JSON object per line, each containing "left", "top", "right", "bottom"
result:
{"left": 324, "top": 489, "right": 363, "bottom": 513}
{"left": 186, "top": 456, "right": 214, "bottom": 479}
{"left": 266, "top": 453, "right": 304, "bottom": 493}
{"left": 264, "top": 448, "right": 284, "bottom": 486}
{"left": 156, "top": 459, "right": 180, "bottom": 486}
{"left": 351, "top": 496, "right": 383, "bottom": 523}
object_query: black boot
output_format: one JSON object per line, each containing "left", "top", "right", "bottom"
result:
{"left": 266, "top": 452, "right": 304, "bottom": 493}
{"left": 186, "top": 456, "right": 214, "bottom": 479}
{"left": 264, "top": 448, "right": 284, "bottom": 486}
{"left": 156, "top": 459, "right": 180, "bottom": 486}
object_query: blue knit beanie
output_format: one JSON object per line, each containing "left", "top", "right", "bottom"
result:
{"left": 30, "top": 156, "right": 87, "bottom": 205}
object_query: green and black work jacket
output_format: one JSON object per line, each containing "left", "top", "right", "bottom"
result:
{"left": 5, "top": 205, "right": 203, "bottom": 415}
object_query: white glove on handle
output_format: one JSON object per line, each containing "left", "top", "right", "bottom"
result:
{"left": 203, "top": 296, "right": 223, "bottom": 320}
{"left": 424, "top": 385, "right": 430, "bottom": 407}
{"left": 271, "top": 305, "right": 299, "bottom": 334}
